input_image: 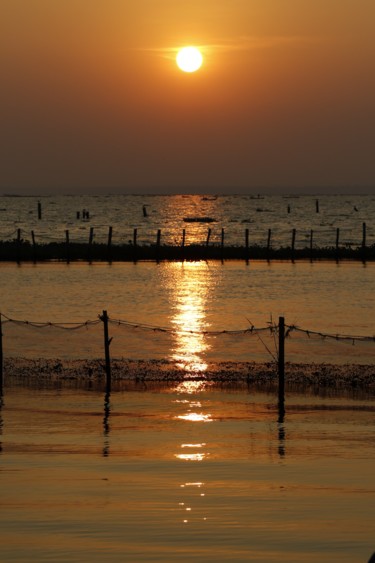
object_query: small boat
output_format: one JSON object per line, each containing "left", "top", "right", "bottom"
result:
{"left": 183, "top": 216, "right": 216, "bottom": 223}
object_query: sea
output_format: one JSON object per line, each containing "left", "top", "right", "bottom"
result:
{"left": 0, "top": 193, "right": 374, "bottom": 562}
{"left": 0, "top": 193, "right": 374, "bottom": 248}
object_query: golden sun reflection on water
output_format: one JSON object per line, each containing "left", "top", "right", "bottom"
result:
{"left": 163, "top": 262, "right": 216, "bottom": 522}
{"left": 164, "top": 262, "right": 214, "bottom": 374}
{"left": 177, "top": 412, "right": 213, "bottom": 422}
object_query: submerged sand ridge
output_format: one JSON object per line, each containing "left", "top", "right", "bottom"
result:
{"left": 3, "top": 357, "right": 375, "bottom": 394}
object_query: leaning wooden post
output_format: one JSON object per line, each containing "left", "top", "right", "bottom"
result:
{"left": 0, "top": 312, "right": 3, "bottom": 398}
{"left": 31, "top": 230, "right": 37, "bottom": 263}
{"left": 278, "top": 316, "right": 285, "bottom": 407}
{"left": 156, "top": 229, "right": 161, "bottom": 262}
{"left": 65, "top": 230, "right": 70, "bottom": 264}
{"left": 206, "top": 228, "right": 211, "bottom": 247}
{"left": 181, "top": 228, "right": 186, "bottom": 261}
{"left": 100, "top": 310, "right": 112, "bottom": 392}
{"left": 245, "top": 228, "right": 249, "bottom": 263}
{"left": 88, "top": 226, "right": 94, "bottom": 263}
{"left": 133, "top": 228, "right": 138, "bottom": 263}
{"left": 335, "top": 228, "right": 340, "bottom": 261}
{"left": 362, "top": 222, "right": 367, "bottom": 263}
{"left": 107, "top": 226, "right": 113, "bottom": 263}
{"left": 16, "top": 228, "right": 21, "bottom": 264}
{"left": 267, "top": 228, "right": 272, "bottom": 262}
{"left": 291, "top": 229, "right": 296, "bottom": 262}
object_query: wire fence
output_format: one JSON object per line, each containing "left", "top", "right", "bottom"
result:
{"left": 1, "top": 311, "right": 374, "bottom": 401}
{"left": 1, "top": 312, "right": 374, "bottom": 363}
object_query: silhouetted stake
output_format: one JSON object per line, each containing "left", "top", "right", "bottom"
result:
{"left": 133, "top": 228, "right": 138, "bottom": 263}
{"left": 0, "top": 313, "right": 3, "bottom": 399}
{"left": 107, "top": 226, "right": 113, "bottom": 263}
{"left": 31, "top": 230, "right": 37, "bottom": 263}
{"left": 278, "top": 316, "right": 285, "bottom": 412}
{"left": 65, "top": 230, "right": 70, "bottom": 264}
{"left": 287, "top": 205, "right": 291, "bottom": 214}
{"left": 362, "top": 222, "right": 367, "bottom": 263}
{"left": 88, "top": 227, "right": 94, "bottom": 263}
{"left": 181, "top": 228, "right": 186, "bottom": 261}
{"left": 100, "top": 310, "right": 111, "bottom": 392}
{"left": 315, "top": 199, "right": 319, "bottom": 213}
{"left": 221, "top": 228, "right": 225, "bottom": 261}
{"left": 206, "top": 228, "right": 211, "bottom": 246}
{"left": 76, "top": 211, "right": 80, "bottom": 220}
{"left": 245, "top": 228, "right": 249, "bottom": 263}
{"left": 156, "top": 229, "right": 161, "bottom": 262}
{"left": 16, "top": 228, "right": 21, "bottom": 264}
{"left": 38, "top": 201, "right": 42, "bottom": 220}
{"left": 267, "top": 229, "right": 272, "bottom": 262}
{"left": 362, "top": 222, "right": 367, "bottom": 247}
{"left": 291, "top": 229, "right": 296, "bottom": 262}
{"left": 335, "top": 228, "right": 340, "bottom": 262}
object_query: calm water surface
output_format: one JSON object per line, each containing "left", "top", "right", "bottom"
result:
{"left": 1, "top": 261, "right": 374, "bottom": 364}
{"left": 0, "top": 385, "right": 374, "bottom": 562}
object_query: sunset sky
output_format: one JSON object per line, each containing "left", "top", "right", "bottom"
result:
{"left": 1, "top": 0, "right": 374, "bottom": 194}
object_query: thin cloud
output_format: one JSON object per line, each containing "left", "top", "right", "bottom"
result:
{"left": 141, "top": 35, "right": 319, "bottom": 59}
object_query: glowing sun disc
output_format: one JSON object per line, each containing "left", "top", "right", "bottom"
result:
{"left": 176, "top": 47, "right": 203, "bottom": 73}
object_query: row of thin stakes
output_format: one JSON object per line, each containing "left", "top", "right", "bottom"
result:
{"left": 5, "top": 222, "right": 371, "bottom": 263}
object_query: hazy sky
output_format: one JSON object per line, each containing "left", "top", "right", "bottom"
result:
{"left": 1, "top": 0, "right": 374, "bottom": 194}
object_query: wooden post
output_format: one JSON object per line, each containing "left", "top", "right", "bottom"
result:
{"left": 0, "top": 313, "right": 3, "bottom": 399}
{"left": 362, "top": 222, "right": 366, "bottom": 248}
{"left": 315, "top": 199, "right": 319, "bottom": 213}
{"left": 107, "top": 226, "right": 113, "bottom": 263}
{"left": 38, "top": 201, "right": 42, "bottom": 220}
{"left": 278, "top": 316, "right": 285, "bottom": 408}
{"left": 206, "top": 228, "right": 211, "bottom": 247}
{"left": 245, "top": 228, "right": 249, "bottom": 263}
{"left": 100, "top": 310, "right": 111, "bottom": 392}
{"left": 291, "top": 229, "right": 296, "bottom": 262}
{"left": 31, "top": 230, "right": 37, "bottom": 263}
{"left": 221, "top": 228, "right": 225, "bottom": 260}
{"left": 65, "top": 229, "right": 70, "bottom": 264}
{"left": 362, "top": 222, "right": 367, "bottom": 263}
{"left": 335, "top": 228, "right": 340, "bottom": 261}
{"left": 16, "top": 228, "right": 21, "bottom": 264}
{"left": 181, "top": 228, "right": 186, "bottom": 261}
{"left": 88, "top": 226, "right": 94, "bottom": 263}
{"left": 267, "top": 228, "right": 272, "bottom": 261}
{"left": 133, "top": 228, "right": 138, "bottom": 263}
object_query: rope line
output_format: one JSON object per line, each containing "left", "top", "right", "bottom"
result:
{"left": 108, "top": 317, "right": 270, "bottom": 336}
{"left": 0, "top": 314, "right": 374, "bottom": 342}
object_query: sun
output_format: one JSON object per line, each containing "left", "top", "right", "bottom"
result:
{"left": 176, "top": 47, "right": 203, "bottom": 73}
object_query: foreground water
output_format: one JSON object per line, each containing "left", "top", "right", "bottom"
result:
{"left": 0, "top": 385, "right": 374, "bottom": 563}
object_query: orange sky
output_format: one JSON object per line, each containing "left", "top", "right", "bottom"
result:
{"left": 1, "top": 0, "right": 374, "bottom": 193}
